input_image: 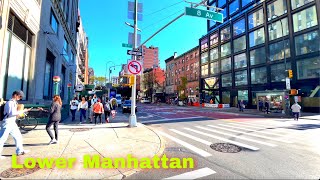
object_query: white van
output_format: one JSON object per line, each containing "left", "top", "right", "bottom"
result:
{"left": 116, "top": 94, "right": 122, "bottom": 107}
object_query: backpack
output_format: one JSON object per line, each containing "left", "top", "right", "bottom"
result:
{"left": 0, "top": 102, "right": 7, "bottom": 121}
{"left": 104, "top": 102, "right": 111, "bottom": 111}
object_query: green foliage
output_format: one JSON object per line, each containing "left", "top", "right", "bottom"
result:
{"left": 178, "top": 76, "right": 188, "bottom": 100}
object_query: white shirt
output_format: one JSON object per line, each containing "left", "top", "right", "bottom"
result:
{"left": 78, "top": 101, "right": 88, "bottom": 110}
{"left": 4, "top": 99, "right": 24, "bottom": 123}
{"left": 291, "top": 103, "right": 301, "bottom": 113}
{"left": 70, "top": 100, "right": 79, "bottom": 110}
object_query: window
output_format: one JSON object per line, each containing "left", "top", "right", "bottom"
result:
{"left": 291, "top": 0, "right": 314, "bottom": 10}
{"left": 201, "top": 38, "right": 208, "bottom": 51}
{"left": 250, "top": 47, "right": 266, "bottom": 65}
{"left": 210, "top": 48, "right": 219, "bottom": 61}
{"left": 296, "top": 57, "right": 320, "bottom": 79}
{"left": 234, "top": 35, "right": 246, "bottom": 53}
{"left": 211, "top": 61, "right": 220, "bottom": 75}
{"left": 251, "top": 67, "right": 267, "bottom": 84}
{"left": 295, "top": 30, "right": 319, "bottom": 56}
{"left": 201, "top": 52, "right": 209, "bottom": 64}
{"left": 238, "top": 90, "right": 248, "bottom": 102}
{"left": 222, "top": 73, "right": 232, "bottom": 87}
{"left": 233, "top": 18, "right": 245, "bottom": 36}
{"left": 248, "top": 8, "right": 264, "bottom": 30}
{"left": 63, "top": 36, "right": 69, "bottom": 61}
{"left": 242, "top": 0, "right": 254, "bottom": 7}
{"left": 221, "top": 57, "right": 231, "bottom": 72}
{"left": 235, "top": 70, "right": 248, "bottom": 86}
{"left": 229, "top": 0, "right": 239, "bottom": 15}
{"left": 270, "top": 63, "right": 291, "bottom": 82}
{"left": 221, "top": 42, "right": 231, "bottom": 57}
{"left": 222, "top": 91, "right": 230, "bottom": 103}
{"left": 293, "top": 6, "right": 318, "bottom": 33}
{"left": 201, "top": 64, "right": 209, "bottom": 76}
{"left": 249, "top": 27, "right": 265, "bottom": 47}
{"left": 268, "top": 18, "right": 289, "bottom": 41}
{"left": 269, "top": 39, "right": 290, "bottom": 61}
{"left": 267, "top": 0, "right": 287, "bottom": 21}
{"left": 50, "top": 10, "right": 58, "bottom": 34}
{"left": 221, "top": 26, "right": 231, "bottom": 42}
{"left": 210, "top": 32, "right": 219, "bottom": 46}
{"left": 221, "top": 7, "right": 228, "bottom": 19}
{"left": 218, "top": 0, "right": 226, "bottom": 7}
{"left": 234, "top": 53, "right": 247, "bottom": 69}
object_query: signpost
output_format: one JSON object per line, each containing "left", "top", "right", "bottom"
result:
{"left": 122, "top": 43, "right": 133, "bottom": 48}
{"left": 285, "top": 77, "right": 291, "bottom": 90}
{"left": 127, "top": 49, "right": 142, "bottom": 56}
{"left": 185, "top": 7, "right": 223, "bottom": 23}
{"left": 128, "top": 60, "right": 142, "bottom": 75}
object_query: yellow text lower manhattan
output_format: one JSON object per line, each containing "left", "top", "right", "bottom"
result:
{"left": 11, "top": 154, "right": 194, "bottom": 169}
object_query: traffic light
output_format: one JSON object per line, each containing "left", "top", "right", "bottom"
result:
{"left": 129, "top": 75, "right": 135, "bottom": 86}
{"left": 288, "top": 69, "right": 293, "bottom": 79}
{"left": 290, "top": 89, "right": 298, "bottom": 95}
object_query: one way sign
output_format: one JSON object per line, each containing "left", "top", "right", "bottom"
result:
{"left": 127, "top": 50, "right": 142, "bottom": 56}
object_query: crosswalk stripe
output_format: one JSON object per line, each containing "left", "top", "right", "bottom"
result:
{"left": 169, "top": 129, "right": 212, "bottom": 145}
{"left": 163, "top": 167, "right": 216, "bottom": 179}
{"left": 239, "top": 121, "right": 292, "bottom": 128}
{"left": 157, "top": 131, "right": 212, "bottom": 157}
{"left": 184, "top": 128, "right": 260, "bottom": 151}
{"left": 227, "top": 123, "right": 287, "bottom": 136}
{"left": 195, "top": 126, "right": 277, "bottom": 147}
{"left": 208, "top": 125, "right": 293, "bottom": 143}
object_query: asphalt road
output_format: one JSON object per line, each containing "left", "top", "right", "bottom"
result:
{"left": 120, "top": 103, "right": 320, "bottom": 179}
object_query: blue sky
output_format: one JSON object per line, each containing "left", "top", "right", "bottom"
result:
{"left": 79, "top": 0, "right": 207, "bottom": 78}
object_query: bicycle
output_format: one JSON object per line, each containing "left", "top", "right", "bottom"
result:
{"left": 16, "top": 110, "right": 42, "bottom": 131}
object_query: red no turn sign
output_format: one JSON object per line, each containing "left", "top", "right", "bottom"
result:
{"left": 128, "top": 60, "right": 142, "bottom": 75}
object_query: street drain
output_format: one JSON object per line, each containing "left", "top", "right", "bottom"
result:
{"left": 0, "top": 163, "right": 40, "bottom": 178}
{"left": 69, "top": 128, "right": 92, "bottom": 132}
{"left": 210, "top": 143, "right": 242, "bottom": 153}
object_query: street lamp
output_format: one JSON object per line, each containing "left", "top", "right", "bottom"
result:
{"left": 105, "top": 61, "right": 115, "bottom": 84}
{"left": 109, "top": 64, "right": 122, "bottom": 84}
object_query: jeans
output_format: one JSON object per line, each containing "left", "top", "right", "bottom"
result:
{"left": 87, "top": 107, "right": 92, "bottom": 120}
{"left": 0, "top": 121, "right": 24, "bottom": 155}
{"left": 94, "top": 113, "right": 102, "bottom": 124}
{"left": 80, "top": 109, "right": 86, "bottom": 122}
{"left": 293, "top": 112, "right": 300, "bottom": 120}
{"left": 70, "top": 109, "right": 76, "bottom": 121}
{"left": 46, "top": 120, "right": 59, "bottom": 140}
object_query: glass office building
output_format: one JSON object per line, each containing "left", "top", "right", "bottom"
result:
{"left": 199, "top": 0, "right": 320, "bottom": 110}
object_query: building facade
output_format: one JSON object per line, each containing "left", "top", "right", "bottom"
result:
{"left": 141, "top": 67, "right": 165, "bottom": 102}
{"left": 199, "top": 0, "right": 320, "bottom": 111}
{"left": 76, "top": 11, "right": 87, "bottom": 85}
{"left": 140, "top": 45, "right": 159, "bottom": 69}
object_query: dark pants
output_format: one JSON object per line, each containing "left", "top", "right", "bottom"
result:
{"left": 70, "top": 109, "right": 76, "bottom": 121}
{"left": 265, "top": 107, "right": 270, "bottom": 114}
{"left": 80, "top": 109, "right": 86, "bottom": 122}
{"left": 259, "top": 106, "right": 263, "bottom": 111}
{"left": 293, "top": 112, "right": 299, "bottom": 120}
{"left": 46, "top": 120, "right": 59, "bottom": 140}
{"left": 94, "top": 113, "right": 102, "bottom": 124}
{"left": 104, "top": 111, "right": 110, "bottom": 122}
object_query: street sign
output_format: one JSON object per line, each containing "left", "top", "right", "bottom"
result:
{"left": 285, "top": 77, "right": 291, "bottom": 90}
{"left": 128, "top": 60, "right": 142, "bottom": 75}
{"left": 122, "top": 43, "right": 133, "bottom": 48}
{"left": 185, "top": 7, "right": 223, "bottom": 23}
{"left": 127, "top": 50, "right": 142, "bottom": 56}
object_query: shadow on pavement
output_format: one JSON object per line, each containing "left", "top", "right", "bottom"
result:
{"left": 4, "top": 143, "right": 48, "bottom": 147}
{"left": 285, "top": 124, "right": 320, "bottom": 131}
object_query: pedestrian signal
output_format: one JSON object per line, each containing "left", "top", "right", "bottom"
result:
{"left": 129, "top": 75, "right": 135, "bottom": 86}
{"left": 288, "top": 70, "right": 293, "bottom": 79}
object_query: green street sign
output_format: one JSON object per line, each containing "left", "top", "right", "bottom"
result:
{"left": 185, "top": 7, "right": 223, "bottom": 23}
{"left": 122, "top": 43, "right": 133, "bottom": 48}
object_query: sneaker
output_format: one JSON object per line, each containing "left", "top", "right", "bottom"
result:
{"left": 53, "top": 140, "right": 58, "bottom": 144}
{"left": 17, "top": 150, "right": 30, "bottom": 156}
{"left": 48, "top": 139, "right": 57, "bottom": 145}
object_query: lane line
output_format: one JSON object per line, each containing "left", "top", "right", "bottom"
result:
{"left": 169, "top": 129, "right": 212, "bottom": 145}
{"left": 164, "top": 167, "right": 216, "bottom": 179}
{"left": 195, "top": 126, "right": 277, "bottom": 147}
{"left": 157, "top": 131, "right": 212, "bottom": 157}
{"left": 208, "top": 125, "right": 293, "bottom": 143}
{"left": 184, "top": 128, "right": 260, "bottom": 151}
{"left": 142, "top": 116, "right": 208, "bottom": 124}
{"left": 227, "top": 123, "right": 287, "bottom": 136}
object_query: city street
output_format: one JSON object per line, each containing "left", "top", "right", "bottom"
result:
{"left": 120, "top": 103, "right": 320, "bottom": 179}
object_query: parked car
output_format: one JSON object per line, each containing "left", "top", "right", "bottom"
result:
{"left": 122, "top": 100, "right": 137, "bottom": 113}
{"left": 141, "top": 97, "right": 151, "bottom": 103}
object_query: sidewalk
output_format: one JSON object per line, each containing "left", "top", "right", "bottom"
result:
{"left": 0, "top": 113, "right": 165, "bottom": 179}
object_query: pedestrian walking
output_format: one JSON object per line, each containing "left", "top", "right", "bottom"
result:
{"left": 87, "top": 96, "right": 92, "bottom": 123}
{"left": 93, "top": 99, "right": 104, "bottom": 125}
{"left": 69, "top": 97, "right": 79, "bottom": 122}
{"left": 291, "top": 102, "right": 301, "bottom": 121}
{"left": 78, "top": 97, "right": 88, "bottom": 124}
{"left": 110, "top": 98, "right": 117, "bottom": 119}
{"left": 0, "top": 90, "right": 31, "bottom": 159}
{"left": 239, "top": 100, "right": 244, "bottom": 112}
{"left": 265, "top": 100, "right": 270, "bottom": 114}
{"left": 258, "top": 100, "right": 263, "bottom": 112}
{"left": 103, "top": 97, "right": 111, "bottom": 123}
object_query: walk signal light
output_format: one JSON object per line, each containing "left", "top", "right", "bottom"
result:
{"left": 290, "top": 89, "right": 298, "bottom": 95}
{"left": 288, "top": 70, "right": 293, "bottom": 79}
{"left": 129, "top": 75, "right": 135, "bottom": 86}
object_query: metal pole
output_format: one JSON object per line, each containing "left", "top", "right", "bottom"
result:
{"left": 129, "top": 0, "right": 138, "bottom": 127}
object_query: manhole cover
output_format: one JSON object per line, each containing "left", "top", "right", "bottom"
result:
{"left": 69, "top": 128, "right": 92, "bottom": 132}
{"left": 0, "top": 163, "right": 40, "bottom": 178}
{"left": 210, "top": 143, "right": 242, "bottom": 153}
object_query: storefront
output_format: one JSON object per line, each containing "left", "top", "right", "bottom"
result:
{"left": 253, "top": 90, "right": 287, "bottom": 112}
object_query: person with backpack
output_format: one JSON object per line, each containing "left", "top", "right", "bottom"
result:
{"left": 93, "top": 99, "right": 104, "bottom": 125}
{"left": 103, "top": 97, "right": 111, "bottom": 123}
{"left": 0, "top": 90, "right": 31, "bottom": 159}
{"left": 69, "top": 97, "right": 79, "bottom": 122}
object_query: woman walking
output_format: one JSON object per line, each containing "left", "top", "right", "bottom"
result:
{"left": 103, "top": 97, "right": 111, "bottom": 123}
{"left": 110, "top": 98, "right": 117, "bottom": 119}
{"left": 69, "top": 97, "right": 79, "bottom": 122}
{"left": 93, "top": 99, "right": 104, "bottom": 125}
{"left": 78, "top": 97, "right": 88, "bottom": 124}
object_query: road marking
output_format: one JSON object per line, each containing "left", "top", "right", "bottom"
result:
{"left": 239, "top": 121, "right": 292, "bottom": 128}
{"left": 195, "top": 126, "right": 277, "bottom": 147}
{"left": 184, "top": 128, "right": 260, "bottom": 151}
{"left": 169, "top": 129, "right": 212, "bottom": 145}
{"left": 208, "top": 125, "right": 293, "bottom": 143}
{"left": 164, "top": 167, "right": 216, "bottom": 179}
{"left": 227, "top": 123, "right": 287, "bottom": 136}
{"left": 142, "top": 116, "right": 207, "bottom": 124}
{"left": 157, "top": 131, "right": 212, "bottom": 157}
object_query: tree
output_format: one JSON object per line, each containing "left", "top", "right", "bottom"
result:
{"left": 89, "top": 76, "right": 107, "bottom": 90}
{"left": 142, "top": 70, "right": 159, "bottom": 100}
{"left": 178, "top": 77, "right": 187, "bottom": 100}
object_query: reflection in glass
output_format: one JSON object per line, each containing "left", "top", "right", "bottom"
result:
{"left": 251, "top": 67, "right": 267, "bottom": 84}
{"left": 271, "top": 63, "right": 291, "bottom": 82}
{"left": 293, "top": 6, "right": 318, "bottom": 33}
{"left": 201, "top": 52, "right": 209, "bottom": 64}
{"left": 221, "top": 57, "right": 231, "bottom": 72}
{"left": 248, "top": 8, "right": 264, "bottom": 29}
{"left": 269, "top": 39, "right": 291, "bottom": 61}
{"left": 267, "top": 0, "right": 287, "bottom": 21}
{"left": 229, "top": 0, "right": 239, "bottom": 15}
{"left": 242, "top": 0, "right": 254, "bottom": 7}
{"left": 233, "top": 18, "right": 245, "bottom": 36}
{"left": 234, "top": 36, "right": 246, "bottom": 53}
{"left": 234, "top": 53, "right": 247, "bottom": 69}
{"left": 211, "top": 61, "right": 220, "bottom": 75}
{"left": 296, "top": 57, "right": 320, "bottom": 79}
{"left": 249, "top": 27, "right": 265, "bottom": 47}
{"left": 218, "top": 0, "right": 226, "bottom": 7}
{"left": 268, "top": 18, "right": 289, "bottom": 41}
{"left": 221, "top": 26, "right": 231, "bottom": 42}
{"left": 201, "top": 64, "right": 209, "bottom": 76}
{"left": 221, "top": 42, "right": 231, "bottom": 57}
{"left": 210, "top": 48, "right": 218, "bottom": 61}
{"left": 210, "top": 32, "right": 219, "bottom": 46}
{"left": 291, "top": 0, "right": 314, "bottom": 10}
{"left": 235, "top": 70, "right": 248, "bottom": 86}
{"left": 222, "top": 74, "right": 232, "bottom": 87}
{"left": 250, "top": 47, "right": 266, "bottom": 65}
{"left": 295, "top": 30, "right": 319, "bottom": 56}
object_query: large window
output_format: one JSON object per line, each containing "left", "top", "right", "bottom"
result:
{"left": 295, "top": 30, "right": 319, "bottom": 56}
{"left": 248, "top": 8, "right": 264, "bottom": 30}
{"left": 218, "top": 0, "right": 226, "bottom": 7}
{"left": 229, "top": 0, "right": 239, "bottom": 15}
{"left": 210, "top": 48, "right": 218, "bottom": 61}
{"left": 201, "top": 38, "right": 208, "bottom": 52}
{"left": 63, "top": 37, "right": 69, "bottom": 62}
{"left": 242, "top": 0, "right": 254, "bottom": 7}
{"left": 222, "top": 73, "right": 232, "bottom": 87}
{"left": 233, "top": 18, "right": 246, "bottom": 36}
{"left": 221, "top": 26, "right": 231, "bottom": 43}
{"left": 211, "top": 61, "right": 220, "bottom": 75}
{"left": 296, "top": 57, "right": 320, "bottom": 80}
{"left": 238, "top": 90, "right": 248, "bottom": 102}
{"left": 201, "top": 52, "right": 209, "bottom": 64}
{"left": 270, "top": 63, "right": 291, "bottom": 82}
{"left": 292, "top": 6, "right": 318, "bottom": 33}
{"left": 221, "top": 57, "right": 231, "bottom": 72}
{"left": 250, "top": 47, "right": 266, "bottom": 65}
{"left": 268, "top": 18, "right": 289, "bottom": 41}
{"left": 210, "top": 32, "right": 219, "bottom": 47}
{"left": 221, "top": 7, "right": 228, "bottom": 19}
{"left": 221, "top": 42, "right": 231, "bottom": 57}
{"left": 201, "top": 64, "right": 209, "bottom": 76}
{"left": 291, "top": 0, "right": 314, "bottom": 10}
{"left": 251, "top": 67, "right": 267, "bottom": 84}
{"left": 50, "top": 10, "right": 59, "bottom": 34}
{"left": 222, "top": 91, "right": 230, "bottom": 103}
{"left": 235, "top": 70, "right": 248, "bottom": 86}
{"left": 234, "top": 53, "right": 247, "bottom": 69}
{"left": 234, "top": 35, "right": 246, "bottom": 53}
{"left": 44, "top": 58, "right": 54, "bottom": 100}
{"left": 267, "top": 0, "right": 287, "bottom": 21}
{"left": 269, "top": 39, "right": 291, "bottom": 61}
{"left": 249, "top": 27, "right": 265, "bottom": 47}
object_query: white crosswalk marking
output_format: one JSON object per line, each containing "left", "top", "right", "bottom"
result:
{"left": 184, "top": 128, "right": 260, "bottom": 151}
{"left": 169, "top": 129, "right": 212, "bottom": 145}
{"left": 227, "top": 123, "right": 288, "bottom": 136}
{"left": 208, "top": 125, "right": 293, "bottom": 143}
{"left": 195, "top": 126, "right": 277, "bottom": 147}
{"left": 239, "top": 121, "right": 292, "bottom": 128}
{"left": 163, "top": 167, "right": 216, "bottom": 179}
{"left": 157, "top": 131, "right": 212, "bottom": 157}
